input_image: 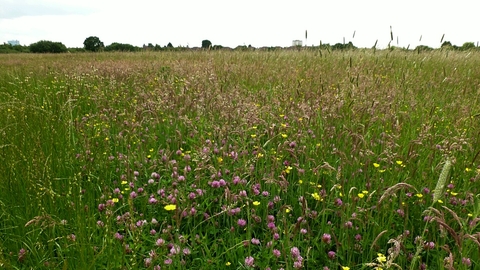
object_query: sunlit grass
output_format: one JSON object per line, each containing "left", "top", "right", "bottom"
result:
{"left": 0, "top": 49, "right": 479, "bottom": 269}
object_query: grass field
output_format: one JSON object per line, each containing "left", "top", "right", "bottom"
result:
{"left": 0, "top": 49, "right": 479, "bottom": 269}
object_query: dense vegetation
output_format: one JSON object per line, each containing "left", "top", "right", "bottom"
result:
{"left": 2, "top": 36, "right": 479, "bottom": 54}
{"left": 0, "top": 50, "right": 479, "bottom": 269}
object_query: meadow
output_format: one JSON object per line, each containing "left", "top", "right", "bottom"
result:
{"left": 0, "top": 49, "right": 479, "bottom": 269}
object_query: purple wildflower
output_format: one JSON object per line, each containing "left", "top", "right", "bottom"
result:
{"left": 18, "top": 248, "right": 27, "bottom": 262}
{"left": 462, "top": 257, "right": 472, "bottom": 267}
{"left": 322, "top": 233, "right": 332, "bottom": 244}
{"left": 251, "top": 238, "right": 260, "bottom": 245}
{"left": 327, "top": 251, "right": 336, "bottom": 259}
{"left": 156, "top": 238, "right": 165, "bottom": 246}
{"left": 291, "top": 247, "right": 300, "bottom": 259}
{"left": 273, "top": 249, "right": 281, "bottom": 257}
{"left": 237, "top": 219, "right": 247, "bottom": 227}
{"left": 245, "top": 256, "right": 254, "bottom": 267}
{"left": 114, "top": 232, "right": 124, "bottom": 241}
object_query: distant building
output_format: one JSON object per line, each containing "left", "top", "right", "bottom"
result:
{"left": 8, "top": 40, "right": 20, "bottom": 46}
{"left": 292, "top": 40, "right": 302, "bottom": 46}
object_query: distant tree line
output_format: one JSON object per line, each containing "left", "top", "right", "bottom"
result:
{"left": 440, "top": 41, "right": 477, "bottom": 51}
{"left": 1, "top": 36, "right": 479, "bottom": 54}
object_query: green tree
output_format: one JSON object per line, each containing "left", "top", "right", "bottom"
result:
{"left": 415, "top": 45, "right": 434, "bottom": 52}
{"left": 0, "top": 43, "right": 29, "bottom": 53}
{"left": 201, "top": 40, "right": 212, "bottom": 49}
{"left": 29, "top": 40, "right": 67, "bottom": 53}
{"left": 105, "top": 42, "right": 138, "bottom": 52}
{"left": 441, "top": 41, "right": 452, "bottom": 48}
{"left": 461, "top": 42, "right": 476, "bottom": 51}
{"left": 83, "top": 36, "right": 104, "bottom": 52}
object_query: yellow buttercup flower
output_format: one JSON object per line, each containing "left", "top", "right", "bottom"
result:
{"left": 164, "top": 204, "right": 176, "bottom": 211}
{"left": 377, "top": 253, "right": 387, "bottom": 263}
{"left": 311, "top": 193, "right": 321, "bottom": 201}
{"left": 253, "top": 201, "right": 260, "bottom": 206}
{"left": 373, "top": 163, "right": 380, "bottom": 168}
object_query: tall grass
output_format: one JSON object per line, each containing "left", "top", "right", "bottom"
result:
{"left": 0, "top": 49, "right": 479, "bottom": 269}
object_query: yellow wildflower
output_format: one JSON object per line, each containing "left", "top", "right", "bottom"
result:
{"left": 377, "top": 253, "right": 387, "bottom": 263}
{"left": 252, "top": 201, "right": 260, "bottom": 206}
{"left": 358, "top": 193, "right": 365, "bottom": 199}
{"left": 311, "top": 193, "right": 321, "bottom": 201}
{"left": 373, "top": 163, "right": 380, "bottom": 168}
{"left": 416, "top": 193, "right": 423, "bottom": 198}
{"left": 164, "top": 204, "right": 176, "bottom": 211}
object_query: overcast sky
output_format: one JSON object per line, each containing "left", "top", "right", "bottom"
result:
{"left": 0, "top": 0, "right": 478, "bottom": 49}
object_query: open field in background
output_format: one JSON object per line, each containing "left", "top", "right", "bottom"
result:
{"left": 0, "top": 50, "right": 479, "bottom": 269}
